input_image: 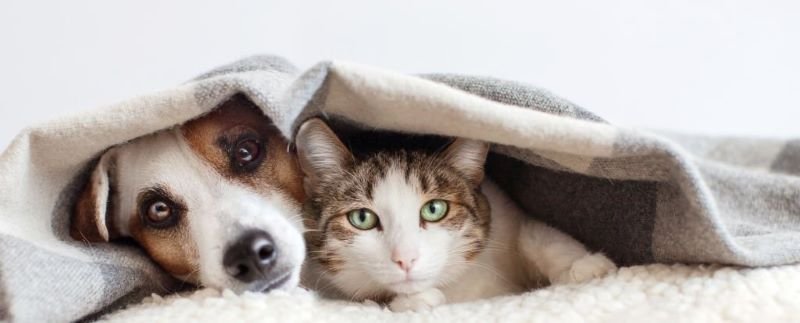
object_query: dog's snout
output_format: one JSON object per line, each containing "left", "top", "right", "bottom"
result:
{"left": 223, "top": 230, "right": 278, "bottom": 282}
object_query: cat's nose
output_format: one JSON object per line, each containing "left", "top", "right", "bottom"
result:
{"left": 391, "top": 248, "right": 419, "bottom": 273}
{"left": 395, "top": 259, "right": 416, "bottom": 272}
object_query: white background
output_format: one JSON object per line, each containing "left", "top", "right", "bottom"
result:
{"left": 1, "top": 0, "right": 799, "bottom": 151}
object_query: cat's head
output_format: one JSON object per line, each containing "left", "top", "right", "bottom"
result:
{"left": 295, "top": 119, "right": 491, "bottom": 298}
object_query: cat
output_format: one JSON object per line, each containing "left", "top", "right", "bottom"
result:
{"left": 295, "top": 118, "right": 617, "bottom": 312}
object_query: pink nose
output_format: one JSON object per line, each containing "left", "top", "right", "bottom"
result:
{"left": 391, "top": 249, "right": 419, "bottom": 272}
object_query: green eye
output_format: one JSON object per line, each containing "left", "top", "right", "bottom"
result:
{"left": 347, "top": 208, "right": 379, "bottom": 230}
{"left": 421, "top": 200, "right": 449, "bottom": 222}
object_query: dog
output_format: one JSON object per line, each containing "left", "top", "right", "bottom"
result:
{"left": 70, "top": 94, "right": 307, "bottom": 293}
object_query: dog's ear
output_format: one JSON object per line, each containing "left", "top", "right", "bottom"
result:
{"left": 441, "top": 138, "right": 489, "bottom": 187}
{"left": 70, "top": 150, "right": 116, "bottom": 243}
{"left": 295, "top": 118, "right": 353, "bottom": 190}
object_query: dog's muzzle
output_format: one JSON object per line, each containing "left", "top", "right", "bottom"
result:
{"left": 223, "top": 230, "right": 288, "bottom": 291}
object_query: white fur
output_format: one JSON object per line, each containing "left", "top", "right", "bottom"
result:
{"left": 432, "top": 180, "right": 616, "bottom": 306}
{"left": 109, "top": 129, "right": 306, "bottom": 292}
{"left": 388, "top": 288, "right": 445, "bottom": 312}
{"left": 309, "top": 170, "right": 617, "bottom": 311}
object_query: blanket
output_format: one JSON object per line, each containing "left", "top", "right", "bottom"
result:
{"left": 1, "top": 55, "right": 799, "bottom": 322}
{"left": 100, "top": 264, "right": 800, "bottom": 323}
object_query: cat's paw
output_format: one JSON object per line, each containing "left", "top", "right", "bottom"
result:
{"left": 388, "top": 288, "right": 445, "bottom": 312}
{"left": 552, "top": 253, "right": 617, "bottom": 285}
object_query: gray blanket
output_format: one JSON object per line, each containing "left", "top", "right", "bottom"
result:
{"left": 1, "top": 55, "right": 798, "bottom": 322}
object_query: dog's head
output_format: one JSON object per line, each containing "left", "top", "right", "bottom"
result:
{"left": 70, "top": 94, "right": 307, "bottom": 292}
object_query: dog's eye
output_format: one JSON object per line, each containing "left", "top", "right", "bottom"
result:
{"left": 138, "top": 187, "right": 183, "bottom": 229}
{"left": 147, "top": 201, "right": 172, "bottom": 223}
{"left": 142, "top": 199, "right": 179, "bottom": 228}
{"left": 236, "top": 140, "right": 259, "bottom": 163}
{"left": 231, "top": 138, "right": 264, "bottom": 172}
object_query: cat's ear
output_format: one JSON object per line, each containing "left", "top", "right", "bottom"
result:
{"left": 442, "top": 138, "right": 489, "bottom": 186}
{"left": 295, "top": 118, "right": 354, "bottom": 187}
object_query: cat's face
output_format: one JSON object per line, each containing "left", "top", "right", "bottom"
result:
{"left": 295, "top": 119, "right": 490, "bottom": 299}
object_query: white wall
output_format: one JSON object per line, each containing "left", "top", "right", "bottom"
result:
{"left": 1, "top": 0, "right": 799, "bottom": 150}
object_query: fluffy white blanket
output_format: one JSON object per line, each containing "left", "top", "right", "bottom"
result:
{"left": 102, "top": 263, "right": 800, "bottom": 323}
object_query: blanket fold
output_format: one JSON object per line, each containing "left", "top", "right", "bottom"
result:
{"left": 1, "top": 55, "right": 798, "bottom": 322}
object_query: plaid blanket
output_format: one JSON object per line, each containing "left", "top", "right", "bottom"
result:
{"left": 1, "top": 55, "right": 799, "bottom": 322}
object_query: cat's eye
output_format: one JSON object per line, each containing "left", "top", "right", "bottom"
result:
{"left": 420, "top": 199, "right": 449, "bottom": 222}
{"left": 347, "top": 208, "right": 379, "bottom": 230}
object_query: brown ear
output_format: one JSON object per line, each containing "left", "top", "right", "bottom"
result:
{"left": 442, "top": 138, "right": 490, "bottom": 186}
{"left": 294, "top": 118, "right": 353, "bottom": 191}
{"left": 70, "top": 150, "right": 115, "bottom": 243}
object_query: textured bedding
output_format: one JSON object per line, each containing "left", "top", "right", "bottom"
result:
{"left": 102, "top": 264, "right": 800, "bottom": 323}
{"left": 1, "top": 55, "right": 799, "bottom": 322}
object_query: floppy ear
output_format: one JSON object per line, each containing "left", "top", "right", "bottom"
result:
{"left": 442, "top": 138, "right": 490, "bottom": 187}
{"left": 70, "top": 150, "right": 116, "bottom": 243}
{"left": 294, "top": 118, "right": 353, "bottom": 190}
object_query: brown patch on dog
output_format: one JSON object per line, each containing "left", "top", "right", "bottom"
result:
{"left": 129, "top": 210, "right": 199, "bottom": 280}
{"left": 128, "top": 186, "right": 199, "bottom": 280}
{"left": 71, "top": 186, "right": 108, "bottom": 242}
{"left": 70, "top": 151, "right": 121, "bottom": 243}
{"left": 181, "top": 94, "right": 306, "bottom": 204}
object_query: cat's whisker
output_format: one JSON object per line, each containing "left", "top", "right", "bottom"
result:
{"left": 444, "top": 259, "right": 517, "bottom": 288}
{"left": 347, "top": 277, "right": 382, "bottom": 303}
{"left": 486, "top": 240, "right": 512, "bottom": 249}
{"left": 310, "top": 267, "right": 339, "bottom": 294}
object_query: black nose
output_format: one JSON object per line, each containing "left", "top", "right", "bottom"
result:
{"left": 223, "top": 230, "right": 278, "bottom": 282}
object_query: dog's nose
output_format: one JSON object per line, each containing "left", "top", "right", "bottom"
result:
{"left": 223, "top": 230, "right": 278, "bottom": 282}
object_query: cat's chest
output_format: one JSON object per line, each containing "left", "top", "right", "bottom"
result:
{"left": 439, "top": 253, "right": 528, "bottom": 302}
{"left": 439, "top": 180, "right": 531, "bottom": 302}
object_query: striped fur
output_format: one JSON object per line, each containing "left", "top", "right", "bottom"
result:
{"left": 297, "top": 118, "right": 617, "bottom": 311}
{"left": 297, "top": 119, "right": 491, "bottom": 301}
{"left": 304, "top": 149, "right": 492, "bottom": 272}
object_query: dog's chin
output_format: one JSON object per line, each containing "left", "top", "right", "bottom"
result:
{"left": 249, "top": 270, "right": 299, "bottom": 293}
{"left": 209, "top": 268, "right": 301, "bottom": 294}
